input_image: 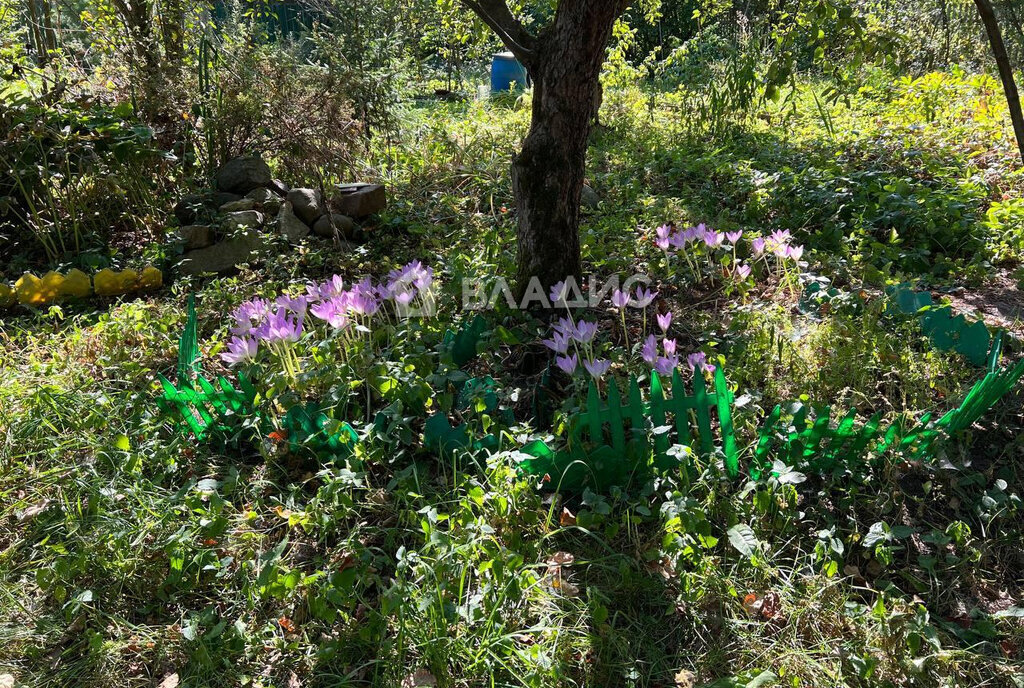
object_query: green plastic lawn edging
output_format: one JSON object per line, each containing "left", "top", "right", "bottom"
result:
{"left": 160, "top": 308, "right": 496, "bottom": 457}
{"left": 423, "top": 375, "right": 509, "bottom": 456}
{"left": 177, "top": 293, "right": 200, "bottom": 383}
{"left": 751, "top": 332, "right": 1024, "bottom": 479}
{"left": 441, "top": 314, "right": 489, "bottom": 366}
{"left": 157, "top": 295, "right": 358, "bottom": 459}
{"left": 517, "top": 367, "right": 739, "bottom": 491}
{"left": 885, "top": 284, "right": 992, "bottom": 367}
{"left": 517, "top": 332, "right": 1023, "bottom": 492}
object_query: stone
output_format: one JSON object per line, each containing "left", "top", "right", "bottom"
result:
{"left": 278, "top": 202, "right": 311, "bottom": 244}
{"left": 212, "top": 191, "right": 243, "bottom": 208}
{"left": 245, "top": 187, "right": 280, "bottom": 204}
{"left": 219, "top": 197, "right": 257, "bottom": 212}
{"left": 286, "top": 188, "right": 326, "bottom": 226}
{"left": 268, "top": 178, "right": 289, "bottom": 196}
{"left": 222, "top": 210, "right": 264, "bottom": 232}
{"left": 175, "top": 225, "right": 213, "bottom": 250}
{"left": 312, "top": 213, "right": 356, "bottom": 239}
{"left": 580, "top": 184, "right": 600, "bottom": 210}
{"left": 177, "top": 231, "right": 264, "bottom": 275}
{"left": 330, "top": 183, "right": 386, "bottom": 218}
{"left": 215, "top": 156, "right": 273, "bottom": 194}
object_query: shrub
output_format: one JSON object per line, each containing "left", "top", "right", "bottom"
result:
{"left": 192, "top": 39, "right": 362, "bottom": 184}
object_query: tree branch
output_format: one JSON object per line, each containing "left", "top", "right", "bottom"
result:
{"left": 460, "top": 0, "right": 537, "bottom": 67}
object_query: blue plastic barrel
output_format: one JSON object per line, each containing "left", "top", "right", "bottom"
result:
{"left": 490, "top": 52, "right": 529, "bottom": 93}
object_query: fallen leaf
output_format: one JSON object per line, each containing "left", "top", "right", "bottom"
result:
{"left": 559, "top": 507, "right": 576, "bottom": 527}
{"left": 760, "top": 591, "right": 781, "bottom": 619}
{"left": 157, "top": 674, "right": 179, "bottom": 688}
{"left": 674, "top": 669, "right": 696, "bottom": 688}
{"left": 553, "top": 579, "right": 580, "bottom": 597}
{"left": 400, "top": 668, "right": 437, "bottom": 687}
{"left": 287, "top": 671, "right": 302, "bottom": 688}
{"left": 337, "top": 552, "right": 358, "bottom": 571}
{"left": 548, "top": 551, "right": 575, "bottom": 567}
{"left": 278, "top": 616, "right": 296, "bottom": 633}
{"left": 18, "top": 499, "right": 50, "bottom": 521}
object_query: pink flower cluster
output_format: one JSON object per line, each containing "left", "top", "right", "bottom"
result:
{"left": 639, "top": 308, "right": 715, "bottom": 377}
{"left": 654, "top": 222, "right": 734, "bottom": 252}
{"left": 543, "top": 316, "right": 610, "bottom": 379}
{"left": 641, "top": 334, "right": 714, "bottom": 376}
{"left": 750, "top": 229, "right": 804, "bottom": 262}
{"left": 542, "top": 304, "right": 714, "bottom": 382}
{"left": 221, "top": 260, "right": 433, "bottom": 365}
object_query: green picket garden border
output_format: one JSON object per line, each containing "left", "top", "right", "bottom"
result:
{"left": 156, "top": 295, "right": 1023, "bottom": 492}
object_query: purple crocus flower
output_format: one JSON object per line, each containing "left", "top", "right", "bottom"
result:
{"left": 553, "top": 316, "right": 573, "bottom": 334}
{"left": 318, "top": 275, "right": 346, "bottom": 300}
{"left": 663, "top": 338, "right": 677, "bottom": 356}
{"left": 642, "top": 334, "right": 658, "bottom": 365}
{"left": 654, "top": 355, "right": 679, "bottom": 376}
{"left": 655, "top": 224, "right": 672, "bottom": 240}
{"left": 736, "top": 263, "right": 752, "bottom": 280}
{"left": 703, "top": 231, "right": 725, "bottom": 249}
{"left": 393, "top": 289, "right": 416, "bottom": 307}
{"left": 276, "top": 294, "right": 309, "bottom": 318}
{"left": 263, "top": 308, "right": 303, "bottom": 343}
{"left": 221, "top": 336, "right": 258, "bottom": 365}
{"left": 311, "top": 297, "right": 350, "bottom": 329}
{"left": 349, "top": 291, "right": 379, "bottom": 317}
{"left": 412, "top": 266, "right": 434, "bottom": 291}
{"left": 572, "top": 320, "right": 598, "bottom": 344}
{"left": 686, "top": 351, "right": 715, "bottom": 374}
{"left": 726, "top": 230, "right": 743, "bottom": 244}
{"left": 583, "top": 358, "right": 611, "bottom": 378}
{"left": 556, "top": 353, "right": 578, "bottom": 375}
{"left": 656, "top": 311, "right": 672, "bottom": 332}
{"left": 231, "top": 298, "right": 272, "bottom": 336}
{"left": 543, "top": 331, "right": 571, "bottom": 354}
{"left": 751, "top": 237, "right": 766, "bottom": 257}
{"left": 631, "top": 285, "right": 657, "bottom": 307}
{"left": 656, "top": 235, "right": 672, "bottom": 252}
{"left": 384, "top": 261, "right": 432, "bottom": 301}
{"left": 549, "top": 280, "right": 568, "bottom": 306}
{"left": 787, "top": 245, "right": 804, "bottom": 261}
{"left": 611, "top": 288, "right": 630, "bottom": 309}
{"left": 669, "top": 232, "right": 688, "bottom": 250}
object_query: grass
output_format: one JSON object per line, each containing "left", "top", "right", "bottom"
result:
{"left": 2, "top": 69, "right": 1024, "bottom": 687}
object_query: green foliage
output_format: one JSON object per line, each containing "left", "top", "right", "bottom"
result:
{"left": 0, "top": 94, "right": 171, "bottom": 268}
{"left": 519, "top": 367, "right": 738, "bottom": 491}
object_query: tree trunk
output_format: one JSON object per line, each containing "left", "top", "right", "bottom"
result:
{"left": 509, "top": 0, "right": 623, "bottom": 294}
{"left": 975, "top": 0, "right": 1024, "bottom": 162}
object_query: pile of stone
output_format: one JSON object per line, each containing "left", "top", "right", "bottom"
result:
{"left": 172, "top": 156, "right": 386, "bottom": 276}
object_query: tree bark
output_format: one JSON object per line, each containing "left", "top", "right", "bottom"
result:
{"left": 462, "top": 0, "right": 625, "bottom": 296}
{"left": 975, "top": 0, "right": 1024, "bottom": 162}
